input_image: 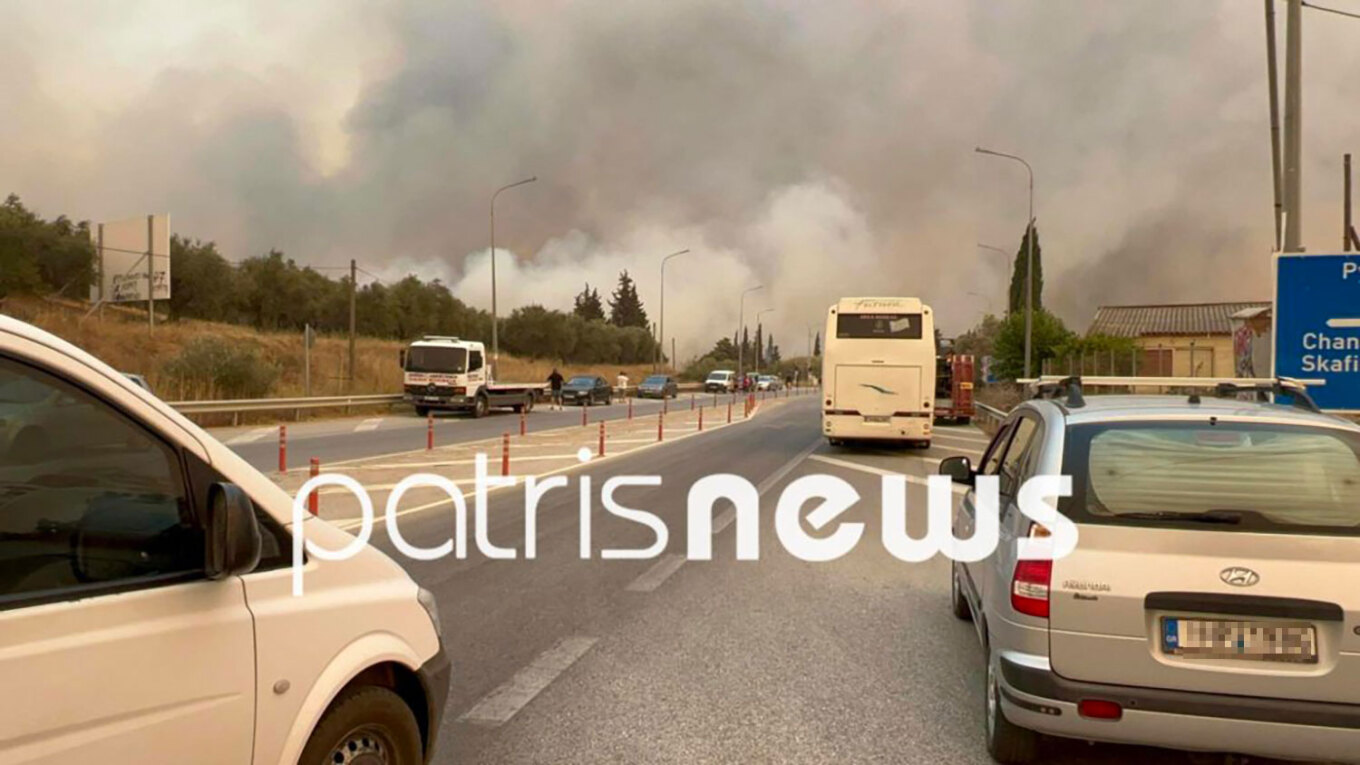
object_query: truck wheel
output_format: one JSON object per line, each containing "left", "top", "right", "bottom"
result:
{"left": 523, "top": 395, "right": 534, "bottom": 413}
{"left": 958, "top": 417, "right": 971, "bottom": 426}
{"left": 414, "top": 405, "right": 429, "bottom": 417}
{"left": 471, "top": 394, "right": 489, "bottom": 418}
{"left": 299, "top": 685, "right": 423, "bottom": 765}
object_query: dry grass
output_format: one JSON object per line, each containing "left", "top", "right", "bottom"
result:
{"left": 2, "top": 295, "right": 663, "bottom": 401}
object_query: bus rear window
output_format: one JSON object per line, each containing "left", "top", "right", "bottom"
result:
{"left": 835, "top": 313, "right": 922, "bottom": 339}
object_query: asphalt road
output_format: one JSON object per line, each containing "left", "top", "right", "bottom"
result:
{"left": 340, "top": 397, "right": 1299, "bottom": 765}
{"left": 213, "top": 392, "right": 741, "bottom": 471}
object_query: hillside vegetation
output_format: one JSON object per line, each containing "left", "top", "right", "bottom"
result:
{"left": 3, "top": 296, "right": 660, "bottom": 401}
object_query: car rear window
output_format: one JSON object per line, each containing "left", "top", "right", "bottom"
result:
{"left": 644, "top": 376, "right": 668, "bottom": 384}
{"left": 568, "top": 376, "right": 595, "bottom": 385}
{"left": 1061, "top": 421, "right": 1360, "bottom": 535}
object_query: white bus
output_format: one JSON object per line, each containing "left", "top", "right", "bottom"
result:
{"left": 822, "top": 297, "right": 936, "bottom": 447}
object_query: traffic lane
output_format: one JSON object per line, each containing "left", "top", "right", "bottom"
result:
{"left": 218, "top": 393, "right": 740, "bottom": 470}
{"left": 357, "top": 397, "right": 821, "bottom": 761}
{"left": 775, "top": 443, "right": 1312, "bottom": 765}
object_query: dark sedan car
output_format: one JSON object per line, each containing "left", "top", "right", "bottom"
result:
{"left": 561, "top": 375, "right": 612, "bottom": 406}
{"left": 636, "top": 374, "right": 678, "bottom": 399}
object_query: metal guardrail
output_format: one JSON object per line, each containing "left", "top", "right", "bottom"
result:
{"left": 975, "top": 402, "right": 1008, "bottom": 423}
{"left": 170, "top": 394, "right": 404, "bottom": 417}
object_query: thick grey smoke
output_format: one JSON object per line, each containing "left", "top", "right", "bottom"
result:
{"left": 3, "top": 0, "right": 1356, "bottom": 354}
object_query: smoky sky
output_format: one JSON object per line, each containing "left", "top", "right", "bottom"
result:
{"left": 3, "top": 0, "right": 1358, "bottom": 356}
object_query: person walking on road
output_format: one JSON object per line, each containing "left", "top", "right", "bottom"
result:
{"left": 548, "top": 368, "right": 565, "bottom": 410}
{"left": 615, "top": 370, "right": 630, "bottom": 404}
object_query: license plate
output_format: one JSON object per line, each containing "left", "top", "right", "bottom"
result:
{"left": 864, "top": 415, "right": 890, "bottom": 423}
{"left": 423, "top": 396, "right": 441, "bottom": 402}
{"left": 1161, "top": 618, "right": 1317, "bottom": 663}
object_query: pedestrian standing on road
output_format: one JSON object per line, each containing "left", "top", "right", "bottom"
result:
{"left": 615, "top": 370, "right": 629, "bottom": 403}
{"left": 548, "top": 368, "right": 564, "bottom": 410}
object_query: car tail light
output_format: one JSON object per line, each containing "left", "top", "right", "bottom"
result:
{"left": 1078, "top": 699, "right": 1123, "bottom": 720}
{"left": 1011, "top": 559, "right": 1052, "bottom": 618}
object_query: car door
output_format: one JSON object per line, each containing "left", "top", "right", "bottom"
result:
{"left": 0, "top": 353, "right": 255, "bottom": 764}
{"left": 989, "top": 414, "right": 1042, "bottom": 615}
{"left": 957, "top": 419, "right": 1015, "bottom": 609}
{"left": 468, "top": 349, "right": 485, "bottom": 389}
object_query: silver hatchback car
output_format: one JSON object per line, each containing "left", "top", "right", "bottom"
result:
{"left": 940, "top": 377, "right": 1360, "bottom": 763}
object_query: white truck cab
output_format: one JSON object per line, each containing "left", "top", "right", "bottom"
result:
{"left": 401, "top": 336, "right": 539, "bottom": 417}
{"left": 0, "top": 316, "right": 448, "bottom": 765}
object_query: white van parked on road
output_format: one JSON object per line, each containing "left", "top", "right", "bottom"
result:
{"left": 0, "top": 316, "right": 448, "bottom": 765}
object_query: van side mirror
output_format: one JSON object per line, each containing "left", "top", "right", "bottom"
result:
{"left": 399, "top": 349, "right": 407, "bottom": 368}
{"left": 206, "top": 483, "right": 262, "bottom": 579}
{"left": 938, "top": 456, "right": 975, "bottom": 486}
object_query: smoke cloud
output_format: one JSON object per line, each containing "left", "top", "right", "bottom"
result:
{"left": 3, "top": 0, "right": 1356, "bottom": 355}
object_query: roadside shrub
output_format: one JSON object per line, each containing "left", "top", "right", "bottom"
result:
{"left": 164, "top": 336, "right": 279, "bottom": 399}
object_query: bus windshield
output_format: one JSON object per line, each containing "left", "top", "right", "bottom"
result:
{"left": 835, "top": 313, "right": 922, "bottom": 339}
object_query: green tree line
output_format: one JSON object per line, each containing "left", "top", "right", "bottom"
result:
{"left": 0, "top": 194, "right": 660, "bottom": 364}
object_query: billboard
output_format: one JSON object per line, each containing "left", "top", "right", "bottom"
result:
{"left": 90, "top": 214, "right": 170, "bottom": 303}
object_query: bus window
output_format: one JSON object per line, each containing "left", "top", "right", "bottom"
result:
{"left": 835, "top": 313, "right": 922, "bottom": 339}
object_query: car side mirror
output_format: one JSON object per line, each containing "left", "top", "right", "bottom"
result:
{"left": 938, "top": 456, "right": 975, "bottom": 486}
{"left": 206, "top": 483, "right": 262, "bottom": 580}
{"left": 398, "top": 349, "right": 407, "bottom": 368}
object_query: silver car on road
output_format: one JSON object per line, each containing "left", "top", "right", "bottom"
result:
{"left": 940, "top": 377, "right": 1360, "bottom": 763}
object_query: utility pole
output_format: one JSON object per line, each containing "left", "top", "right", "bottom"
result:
{"left": 146, "top": 215, "right": 155, "bottom": 332}
{"left": 737, "top": 285, "right": 763, "bottom": 382}
{"left": 348, "top": 259, "right": 357, "bottom": 393}
{"left": 1282, "top": 0, "right": 1303, "bottom": 252}
{"left": 658, "top": 248, "right": 690, "bottom": 373}
{"left": 1346, "top": 154, "right": 1353, "bottom": 252}
{"left": 1265, "top": 0, "right": 1284, "bottom": 250}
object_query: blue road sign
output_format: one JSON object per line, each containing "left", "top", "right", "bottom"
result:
{"left": 1273, "top": 253, "right": 1360, "bottom": 411}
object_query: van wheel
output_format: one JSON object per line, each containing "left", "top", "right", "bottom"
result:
{"left": 951, "top": 562, "right": 972, "bottom": 621}
{"left": 985, "top": 648, "right": 1039, "bottom": 763}
{"left": 300, "top": 685, "right": 423, "bottom": 765}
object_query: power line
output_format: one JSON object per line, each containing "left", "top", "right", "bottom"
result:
{"left": 1301, "top": 0, "right": 1360, "bottom": 19}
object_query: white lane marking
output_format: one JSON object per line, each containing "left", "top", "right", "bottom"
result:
{"left": 931, "top": 442, "right": 984, "bottom": 457}
{"left": 625, "top": 553, "right": 687, "bottom": 592}
{"left": 808, "top": 453, "right": 967, "bottom": 494}
{"left": 458, "top": 636, "right": 599, "bottom": 726}
{"left": 355, "top": 418, "right": 383, "bottom": 432}
{"left": 932, "top": 430, "right": 990, "bottom": 445}
{"left": 756, "top": 438, "right": 823, "bottom": 497}
{"left": 712, "top": 506, "right": 737, "bottom": 534}
{"left": 224, "top": 427, "right": 275, "bottom": 445}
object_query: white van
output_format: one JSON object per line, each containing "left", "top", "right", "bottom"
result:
{"left": 705, "top": 369, "right": 736, "bottom": 393}
{"left": 0, "top": 316, "right": 448, "bottom": 764}
{"left": 821, "top": 297, "right": 936, "bottom": 447}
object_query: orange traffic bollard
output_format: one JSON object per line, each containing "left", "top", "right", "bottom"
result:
{"left": 308, "top": 458, "right": 319, "bottom": 516}
{"left": 727, "top": 401, "right": 733, "bottom": 423}
{"left": 657, "top": 411, "right": 664, "bottom": 442}
{"left": 598, "top": 421, "right": 606, "bottom": 457}
{"left": 698, "top": 406, "right": 704, "bottom": 431}
{"left": 278, "top": 425, "right": 287, "bottom": 472}
{"left": 581, "top": 405, "right": 587, "bottom": 427}
{"left": 520, "top": 411, "right": 527, "bottom": 437}
{"left": 628, "top": 398, "right": 633, "bottom": 420}
{"left": 427, "top": 413, "right": 434, "bottom": 450}
{"left": 501, "top": 433, "right": 510, "bottom": 477}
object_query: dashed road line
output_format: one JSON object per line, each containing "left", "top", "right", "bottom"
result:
{"left": 625, "top": 554, "right": 687, "bottom": 592}
{"left": 355, "top": 417, "right": 384, "bottom": 432}
{"left": 458, "top": 636, "right": 599, "bottom": 726}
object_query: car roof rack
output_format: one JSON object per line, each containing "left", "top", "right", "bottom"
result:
{"left": 1027, "top": 375, "right": 1086, "bottom": 408}
{"left": 1017, "top": 375, "right": 1326, "bottom": 414}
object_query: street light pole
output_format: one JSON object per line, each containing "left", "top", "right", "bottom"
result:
{"left": 658, "top": 248, "right": 691, "bottom": 372}
{"left": 1282, "top": 0, "right": 1303, "bottom": 252}
{"left": 755, "top": 307, "right": 774, "bottom": 375}
{"left": 738, "top": 285, "right": 764, "bottom": 382}
{"left": 975, "top": 147, "right": 1035, "bottom": 378}
{"left": 490, "top": 176, "right": 537, "bottom": 377}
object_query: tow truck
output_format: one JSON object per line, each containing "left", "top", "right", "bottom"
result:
{"left": 400, "top": 335, "right": 547, "bottom": 417}
{"left": 934, "top": 347, "right": 975, "bottom": 425}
